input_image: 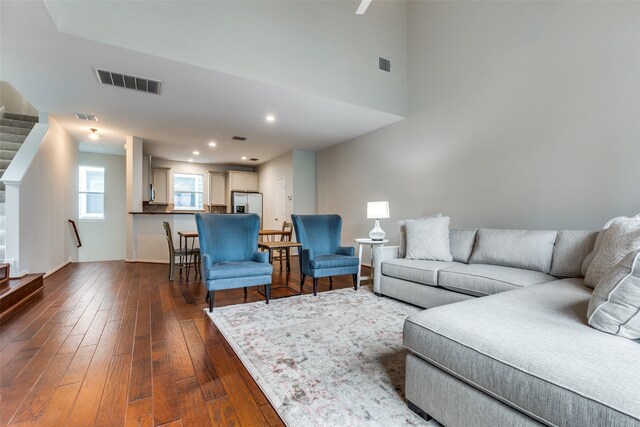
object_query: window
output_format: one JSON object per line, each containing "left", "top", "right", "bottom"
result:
{"left": 79, "top": 166, "right": 105, "bottom": 219}
{"left": 173, "top": 173, "right": 203, "bottom": 210}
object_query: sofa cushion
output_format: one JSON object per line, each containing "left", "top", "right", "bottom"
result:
{"left": 588, "top": 250, "right": 640, "bottom": 339}
{"left": 449, "top": 229, "right": 477, "bottom": 263}
{"left": 381, "top": 259, "right": 461, "bottom": 286}
{"left": 550, "top": 230, "right": 598, "bottom": 278}
{"left": 404, "top": 279, "right": 640, "bottom": 427}
{"left": 207, "top": 260, "right": 273, "bottom": 280}
{"left": 468, "top": 229, "right": 558, "bottom": 273}
{"left": 437, "top": 264, "right": 556, "bottom": 296}
{"left": 584, "top": 218, "right": 640, "bottom": 288}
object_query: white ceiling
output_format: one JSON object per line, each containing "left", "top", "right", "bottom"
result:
{"left": 0, "top": 1, "right": 405, "bottom": 165}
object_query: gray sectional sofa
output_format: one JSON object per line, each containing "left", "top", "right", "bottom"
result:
{"left": 372, "top": 228, "right": 640, "bottom": 427}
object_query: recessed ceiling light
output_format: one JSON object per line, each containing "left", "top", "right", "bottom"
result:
{"left": 89, "top": 128, "right": 99, "bottom": 140}
{"left": 208, "top": 141, "right": 217, "bottom": 147}
{"left": 193, "top": 151, "right": 200, "bottom": 155}
{"left": 241, "top": 156, "right": 248, "bottom": 160}
{"left": 266, "top": 114, "right": 275, "bottom": 122}
{"left": 188, "top": 159, "right": 194, "bottom": 162}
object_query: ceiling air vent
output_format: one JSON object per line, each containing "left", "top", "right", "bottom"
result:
{"left": 232, "top": 136, "right": 247, "bottom": 141}
{"left": 379, "top": 57, "right": 391, "bottom": 72}
{"left": 94, "top": 67, "right": 162, "bottom": 95}
{"left": 249, "top": 158, "right": 259, "bottom": 162}
{"left": 75, "top": 113, "right": 98, "bottom": 121}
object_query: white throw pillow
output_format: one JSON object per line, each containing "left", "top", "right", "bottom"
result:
{"left": 587, "top": 250, "right": 640, "bottom": 340}
{"left": 398, "top": 213, "right": 442, "bottom": 258}
{"left": 584, "top": 218, "right": 640, "bottom": 288}
{"left": 404, "top": 217, "right": 453, "bottom": 262}
{"left": 581, "top": 213, "right": 640, "bottom": 276}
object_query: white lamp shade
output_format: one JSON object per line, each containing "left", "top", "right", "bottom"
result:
{"left": 367, "top": 201, "right": 390, "bottom": 219}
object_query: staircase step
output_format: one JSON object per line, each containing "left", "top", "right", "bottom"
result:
{"left": 0, "top": 150, "right": 17, "bottom": 161}
{"left": 0, "top": 133, "right": 27, "bottom": 144}
{"left": 2, "top": 112, "right": 38, "bottom": 123}
{"left": 0, "top": 141, "right": 22, "bottom": 151}
{"left": 0, "top": 126, "right": 30, "bottom": 136}
{"left": 0, "top": 118, "right": 36, "bottom": 130}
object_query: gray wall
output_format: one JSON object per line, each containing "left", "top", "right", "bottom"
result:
{"left": 317, "top": 1, "right": 640, "bottom": 249}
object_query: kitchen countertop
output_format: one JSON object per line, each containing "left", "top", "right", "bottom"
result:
{"left": 129, "top": 211, "right": 206, "bottom": 215}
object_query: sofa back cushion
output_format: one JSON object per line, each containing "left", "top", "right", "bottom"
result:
{"left": 469, "top": 229, "right": 558, "bottom": 273}
{"left": 550, "top": 230, "right": 598, "bottom": 278}
{"left": 449, "top": 229, "right": 477, "bottom": 263}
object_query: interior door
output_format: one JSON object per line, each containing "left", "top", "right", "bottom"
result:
{"left": 274, "top": 177, "right": 286, "bottom": 230}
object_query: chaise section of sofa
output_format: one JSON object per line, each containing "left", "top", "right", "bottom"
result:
{"left": 403, "top": 278, "right": 640, "bottom": 427}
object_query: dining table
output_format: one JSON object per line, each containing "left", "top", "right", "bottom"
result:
{"left": 258, "top": 229, "right": 293, "bottom": 242}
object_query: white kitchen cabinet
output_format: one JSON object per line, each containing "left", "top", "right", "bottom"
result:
{"left": 152, "top": 168, "right": 170, "bottom": 204}
{"left": 226, "top": 171, "right": 259, "bottom": 211}
{"left": 209, "top": 172, "right": 227, "bottom": 206}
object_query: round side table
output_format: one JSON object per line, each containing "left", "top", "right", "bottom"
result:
{"left": 354, "top": 238, "right": 389, "bottom": 287}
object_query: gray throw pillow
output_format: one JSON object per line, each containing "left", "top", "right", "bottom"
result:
{"left": 584, "top": 218, "right": 640, "bottom": 288}
{"left": 587, "top": 250, "right": 640, "bottom": 340}
{"left": 405, "top": 217, "right": 453, "bottom": 262}
{"left": 398, "top": 213, "right": 442, "bottom": 258}
{"left": 581, "top": 214, "right": 640, "bottom": 276}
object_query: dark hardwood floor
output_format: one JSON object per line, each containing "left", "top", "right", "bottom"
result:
{"left": 0, "top": 259, "right": 367, "bottom": 426}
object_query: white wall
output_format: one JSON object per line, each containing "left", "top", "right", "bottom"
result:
{"left": 0, "top": 81, "right": 38, "bottom": 116}
{"left": 7, "top": 116, "right": 78, "bottom": 274}
{"left": 78, "top": 152, "right": 126, "bottom": 262}
{"left": 317, "top": 1, "right": 640, "bottom": 250}
{"left": 258, "top": 151, "right": 293, "bottom": 230}
{"left": 44, "top": 0, "right": 408, "bottom": 116}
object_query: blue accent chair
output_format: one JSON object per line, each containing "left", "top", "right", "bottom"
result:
{"left": 195, "top": 213, "right": 273, "bottom": 312}
{"left": 291, "top": 214, "right": 359, "bottom": 296}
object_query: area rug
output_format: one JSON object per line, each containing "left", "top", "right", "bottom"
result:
{"left": 207, "top": 286, "right": 440, "bottom": 426}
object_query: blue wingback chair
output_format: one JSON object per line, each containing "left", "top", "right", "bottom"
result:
{"left": 291, "top": 214, "right": 359, "bottom": 296}
{"left": 195, "top": 213, "right": 273, "bottom": 312}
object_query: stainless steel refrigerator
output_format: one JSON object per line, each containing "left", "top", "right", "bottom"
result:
{"left": 231, "top": 192, "right": 263, "bottom": 224}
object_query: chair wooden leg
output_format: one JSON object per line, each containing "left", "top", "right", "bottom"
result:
{"left": 313, "top": 278, "right": 318, "bottom": 296}
{"left": 208, "top": 290, "right": 215, "bottom": 312}
{"left": 243, "top": 287, "right": 247, "bottom": 296}
{"left": 169, "top": 258, "right": 175, "bottom": 281}
{"left": 329, "top": 276, "right": 333, "bottom": 290}
{"left": 300, "top": 274, "right": 306, "bottom": 293}
{"left": 265, "top": 284, "right": 271, "bottom": 304}
{"left": 352, "top": 274, "right": 358, "bottom": 290}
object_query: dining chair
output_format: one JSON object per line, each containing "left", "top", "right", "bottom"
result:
{"left": 273, "top": 221, "right": 293, "bottom": 267}
{"left": 162, "top": 221, "right": 200, "bottom": 281}
{"left": 195, "top": 213, "right": 273, "bottom": 312}
{"left": 291, "top": 214, "right": 359, "bottom": 296}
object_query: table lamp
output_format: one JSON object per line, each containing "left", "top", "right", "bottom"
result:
{"left": 367, "top": 201, "right": 390, "bottom": 241}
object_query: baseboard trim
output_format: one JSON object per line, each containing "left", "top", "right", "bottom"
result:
{"left": 125, "top": 259, "right": 169, "bottom": 264}
{"left": 45, "top": 260, "right": 71, "bottom": 278}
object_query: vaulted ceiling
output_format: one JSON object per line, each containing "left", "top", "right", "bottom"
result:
{"left": 0, "top": 1, "right": 407, "bottom": 165}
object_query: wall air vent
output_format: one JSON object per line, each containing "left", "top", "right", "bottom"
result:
{"left": 379, "top": 57, "right": 391, "bottom": 72}
{"left": 94, "top": 67, "right": 162, "bottom": 95}
{"left": 249, "top": 158, "right": 259, "bottom": 162}
{"left": 232, "top": 136, "right": 247, "bottom": 141}
{"left": 75, "top": 113, "right": 98, "bottom": 121}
